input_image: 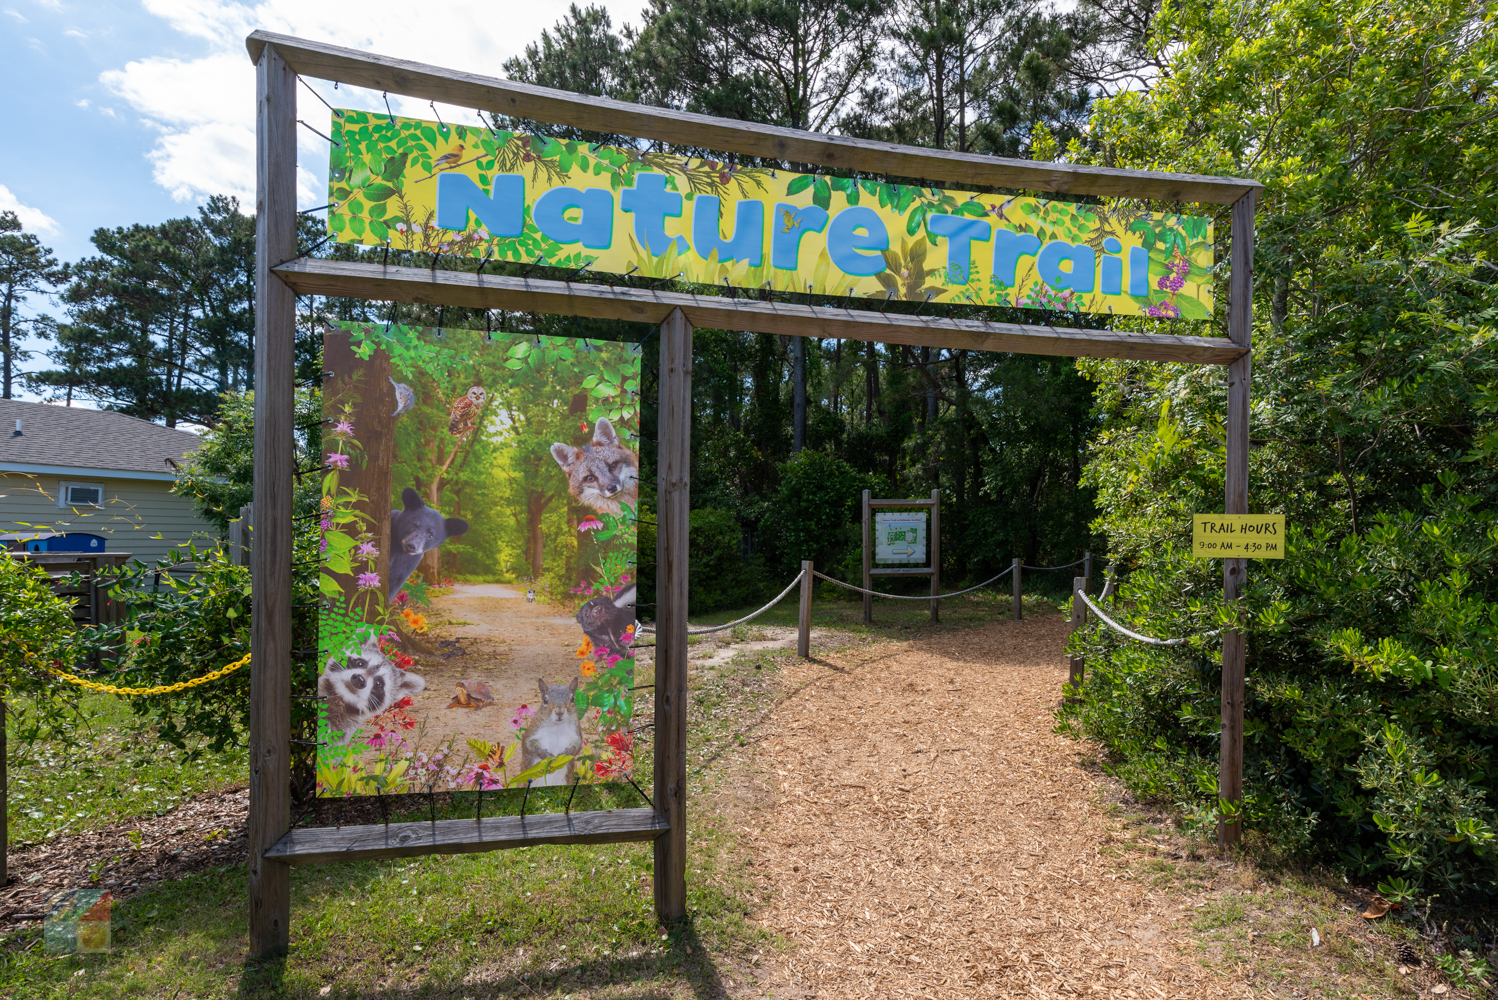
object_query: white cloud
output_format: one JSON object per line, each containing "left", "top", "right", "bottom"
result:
{"left": 75, "top": 97, "right": 88, "bottom": 107}
{"left": 103, "top": 1, "right": 648, "bottom": 205}
{"left": 63, "top": 26, "right": 84, "bottom": 38}
{"left": 0, "top": 183, "right": 61, "bottom": 235}
{"left": 37, "top": 0, "right": 63, "bottom": 10}
{"left": 4, "top": 9, "right": 28, "bottom": 23}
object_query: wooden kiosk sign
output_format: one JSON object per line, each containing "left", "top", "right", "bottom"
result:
{"left": 245, "top": 30, "right": 1259, "bottom": 956}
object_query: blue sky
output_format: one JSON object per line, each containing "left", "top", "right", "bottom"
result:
{"left": 1, "top": 0, "right": 646, "bottom": 399}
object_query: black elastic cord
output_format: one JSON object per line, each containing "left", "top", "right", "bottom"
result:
{"left": 297, "top": 120, "right": 340, "bottom": 146}
{"left": 298, "top": 76, "right": 344, "bottom": 118}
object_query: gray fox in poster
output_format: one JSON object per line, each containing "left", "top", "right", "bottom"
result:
{"left": 549, "top": 418, "right": 639, "bottom": 516}
{"left": 388, "top": 487, "right": 469, "bottom": 600}
{"left": 519, "top": 677, "right": 584, "bottom": 786}
{"left": 318, "top": 636, "right": 426, "bottom": 743}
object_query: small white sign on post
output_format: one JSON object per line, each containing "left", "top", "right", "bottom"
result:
{"left": 874, "top": 512, "right": 927, "bottom": 565}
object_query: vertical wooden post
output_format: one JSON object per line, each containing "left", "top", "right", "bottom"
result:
{"left": 1011, "top": 558, "right": 1022, "bottom": 620}
{"left": 798, "top": 560, "right": 812, "bottom": 658}
{"left": 1083, "top": 550, "right": 1092, "bottom": 584}
{"left": 861, "top": 489, "right": 872, "bottom": 624}
{"left": 248, "top": 39, "right": 296, "bottom": 959}
{"left": 1067, "top": 575, "right": 1088, "bottom": 700}
{"left": 654, "top": 308, "right": 691, "bottom": 925}
{"left": 1220, "top": 188, "right": 1256, "bottom": 851}
{"left": 928, "top": 489, "right": 940, "bottom": 623}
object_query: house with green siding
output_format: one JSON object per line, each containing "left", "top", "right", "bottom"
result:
{"left": 0, "top": 399, "right": 218, "bottom": 566}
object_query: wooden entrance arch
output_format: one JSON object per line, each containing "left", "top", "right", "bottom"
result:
{"left": 246, "top": 29, "right": 1259, "bottom": 957}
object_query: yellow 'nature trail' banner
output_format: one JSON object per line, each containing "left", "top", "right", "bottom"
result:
{"left": 327, "top": 109, "right": 1215, "bottom": 320}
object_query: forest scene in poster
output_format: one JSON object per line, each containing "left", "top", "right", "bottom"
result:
{"left": 327, "top": 109, "right": 1214, "bottom": 320}
{"left": 315, "top": 322, "right": 641, "bottom": 799}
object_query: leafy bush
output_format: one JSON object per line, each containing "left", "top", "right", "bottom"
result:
{"left": 1066, "top": 0, "right": 1498, "bottom": 899}
{"left": 759, "top": 450, "right": 881, "bottom": 580}
{"left": 687, "top": 507, "right": 766, "bottom": 615}
{"left": 0, "top": 555, "right": 81, "bottom": 771}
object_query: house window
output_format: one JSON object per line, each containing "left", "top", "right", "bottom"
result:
{"left": 59, "top": 482, "right": 105, "bottom": 508}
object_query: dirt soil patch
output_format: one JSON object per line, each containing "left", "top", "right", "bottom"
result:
{"left": 1, "top": 786, "right": 248, "bottom": 930}
{"left": 742, "top": 615, "right": 1249, "bottom": 999}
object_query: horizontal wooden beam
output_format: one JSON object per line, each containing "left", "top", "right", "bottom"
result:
{"left": 244, "top": 31, "right": 1259, "bottom": 206}
{"left": 870, "top": 567, "right": 936, "bottom": 577}
{"left": 868, "top": 499, "right": 938, "bottom": 508}
{"left": 273, "top": 259, "right": 1246, "bottom": 365}
{"left": 264, "top": 807, "right": 667, "bottom": 866}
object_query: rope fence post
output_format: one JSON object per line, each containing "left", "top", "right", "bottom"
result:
{"left": 798, "top": 560, "right": 812, "bottom": 658}
{"left": 861, "top": 489, "right": 872, "bottom": 624}
{"left": 1084, "top": 550, "right": 1092, "bottom": 585}
{"left": 929, "top": 488, "right": 940, "bottom": 623}
{"left": 1011, "top": 558, "right": 1022, "bottom": 620}
{"left": 1067, "top": 576, "right": 1087, "bottom": 701}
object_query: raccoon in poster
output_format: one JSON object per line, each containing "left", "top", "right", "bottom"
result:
{"left": 316, "top": 322, "right": 641, "bottom": 798}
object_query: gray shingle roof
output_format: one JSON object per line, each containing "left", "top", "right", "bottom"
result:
{"left": 0, "top": 399, "right": 202, "bottom": 475}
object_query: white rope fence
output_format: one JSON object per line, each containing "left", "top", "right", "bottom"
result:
{"left": 637, "top": 570, "right": 807, "bottom": 636}
{"left": 1074, "top": 587, "right": 1220, "bottom": 647}
{"left": 813, "top": 565, "right": 1013, "bottom": 600}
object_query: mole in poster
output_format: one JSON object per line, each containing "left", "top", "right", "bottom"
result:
{"left": 315, "top": 322, "right": 641, "bottom": 799}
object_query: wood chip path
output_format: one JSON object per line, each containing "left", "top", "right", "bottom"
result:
{"left": 742, "top": 615, "right": 1248, "bottom": 999}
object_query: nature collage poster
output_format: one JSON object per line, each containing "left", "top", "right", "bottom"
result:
{"left": 315, "top": 321, "right": 641, "bottom": 799}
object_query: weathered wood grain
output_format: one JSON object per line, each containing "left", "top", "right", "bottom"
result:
{"left": 654, "top": 309, "right": 691, "bottom": 924}
{"left": 929, "top": 488, "right": 941, "bottom": 623}
{"left": 868, "top": 567, "right": 936, "bottom": 578}
{"left": 1067, "top": 576, "right": 1088, "bottom": 701}
{"left": 243, "top": 31, "right": 1259, "bottom": 205}
{"left": 798, "top": 560, "right": 812, "bottom": 659}
{"left": 265, "top": 808, "right": 668, "bottom": 865}
{"left": 1012, "top": 558, "right": 1023, "bottom": 621}
{"left": 271, "top": 259, "right": 1248, "bottom": 366}
{"left": 861, "top": 490, "right": 872, "bottom": 625}
{"left": 1219, "top": 189, "right": 1257, "bottom": 851}
{"left": 249, "top": 40, "right": 296, "bottom": 959}
{"left": 866, "top": 498, "right": 939, "bottom": 508}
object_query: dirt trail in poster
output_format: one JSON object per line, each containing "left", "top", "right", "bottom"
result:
{"left": 315, "top": 322, "right": 641, "bottom": 799}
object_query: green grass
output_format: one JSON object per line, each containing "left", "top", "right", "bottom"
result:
{"left": 0, "top": 591, "right": 1044, "bottom": 997}
{"left": 6, "top": 691, "right": 247, "bottom": 848}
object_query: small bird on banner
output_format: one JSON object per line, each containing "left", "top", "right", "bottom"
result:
{"left": 432, "top": 144, "right": 465, "bottom": 171}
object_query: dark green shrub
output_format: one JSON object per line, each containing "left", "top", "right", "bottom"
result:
{"left": 687, "top": 507, "right": 765, "bottom": 614}
{"left": 759, "top": 450, "right": 880, "bottom": 580}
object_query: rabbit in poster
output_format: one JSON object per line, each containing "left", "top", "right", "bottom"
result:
{"left": 519, "top": 677, "right": 584, "bottom": 786}
{"left": 388, "top": 487, "right": 469, "bottom": 600}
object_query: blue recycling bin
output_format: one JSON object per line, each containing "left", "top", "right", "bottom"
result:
{"left": 25, "top": 533, "right": 106, "bottom": 553}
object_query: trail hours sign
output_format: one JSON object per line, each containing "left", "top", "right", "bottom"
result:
{"left": 1192, "top": 514, "right": 1285, "bottom": 559}
{"left": 875, "top": 513, "right": 927, "bottom": 565}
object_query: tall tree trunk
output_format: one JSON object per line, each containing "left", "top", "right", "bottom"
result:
{"left": 323, "top": 331, "right": 394, "bottom": 622}
{"left": 792, "top": 335, "right": 806, "bottom": 452}
{"left": 1, "top": 288, "right": 12, "bottom": 399}
{"left": 527, "top": 491, "right": 552, "bottom": 579}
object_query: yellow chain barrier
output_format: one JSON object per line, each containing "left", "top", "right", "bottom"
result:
{"left": 42, "top": 651, "right": 252, "bottom": 696}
